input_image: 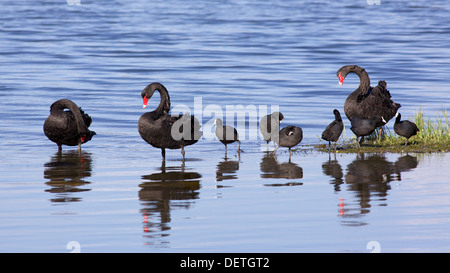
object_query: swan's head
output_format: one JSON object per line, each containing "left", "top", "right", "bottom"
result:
{"left": 337, "top": 65, "right": 364, "bottom": 86}
{"left": 141, "top": 83, "right": 160, "bottom": 109}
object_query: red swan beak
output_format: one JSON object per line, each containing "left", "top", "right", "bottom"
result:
{"left": 338, "top": 72, "right": 344, "bottom": 86}
{"left": 143, "top": 96, "right": 149, "bottom": 109}
{"left": 80, "top": 135, "right": 86, "bottom": 143}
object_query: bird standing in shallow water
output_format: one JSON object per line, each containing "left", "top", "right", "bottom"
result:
{"left": 394, "top": 113, "right": 419, "bottom": 146}
{"left": 43, "top": 99, "right": 96, "bottom": 152}
{"left": 350, "top": 116, "right": 386, "bottom": 147}
{"left": 213, "top": 118, "right": 241, "bottom": 156}
{"left": 260, "top": 111, "right": 284, "bottom": 150}
{"left": 138, "top": 82, "right": 202, "bottom": 161}
{"left": 322, "top": 109, "right": 344, "bottom": 151}
{"left": 273, "top": 125, "right": 303, "bottom": 158}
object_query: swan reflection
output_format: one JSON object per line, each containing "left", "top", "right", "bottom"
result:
{"left": 43, "top": 151, "right": 92, "bottom": 203}
{"left": 139, "top": 161, "right": 201, "bottom": 247}
{"left": 337, "top": 153, "right": 419, "bottom": 226}
{"left": 260, "top": 153, "right": 303, "bottom": 186}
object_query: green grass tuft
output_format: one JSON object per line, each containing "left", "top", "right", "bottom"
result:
{"left": 317, "top": 108, "right": 450, "bottom": 153}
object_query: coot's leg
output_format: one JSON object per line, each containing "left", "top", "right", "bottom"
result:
{"left": 272, "top": 145, "right": 279, "bottom": 155}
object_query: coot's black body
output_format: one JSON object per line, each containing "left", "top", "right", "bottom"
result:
{"left": 321, "top": 109, "right": 344, "bottom": 150}
{"left": 273, "top": 125, "right": 303, "bottom": 156}
{"left": 214, "top": 118, "right": 241, "bottom": 154}
{"left": 350, "top": 116, "right": 386, "bottom": 147}
{"left": 394, "top": 113, "right": 419, "bottom": 146}
{"left": 260, "top": 112, "right": 284, "bottom": 145}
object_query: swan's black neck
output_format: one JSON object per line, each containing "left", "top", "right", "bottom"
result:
{"left": 50, "top": 99, "right": 89, "bottom": 134}
{"left": 142, "top": 82, "right": 171, "bottom": 114}
{"left": 339, "top": 65, "right": 371, "bottom": 94}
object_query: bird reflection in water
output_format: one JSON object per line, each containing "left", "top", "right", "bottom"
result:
{"left": 139, "top": 160, "right": 201, "bottom": 247}
{"left": 322, "top": 153, "right": 344, "bottom": 192}
{"left": 260, "top": 152, "right": 303, "bottom": 186}
{"left": 43, "top": 150, "right": 92, "bottom": 203}
{"left": 394, "top": 154, "right": 418, "bottom": 181}
{"left": 339, "top": 153, "right": 419, "bottom": 226}
{"left": 216, "top": 155, "right": 240, "bottom": 182}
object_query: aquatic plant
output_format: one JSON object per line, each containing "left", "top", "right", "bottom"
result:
{"left": 376, "top": 108, "right": 449, "bottom": 146}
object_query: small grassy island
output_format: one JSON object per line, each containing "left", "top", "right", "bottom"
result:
{"left": 316, "top": 108, "right": 450, "bottom": 153}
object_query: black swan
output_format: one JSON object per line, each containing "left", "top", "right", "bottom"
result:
{"left": 213, "top": 118, "right": 241, "bottom": 154}
{"left": 43, "top": 99, "right": 96, "bottom": 152}
{"left": 394, "top": 113, "right": 419, "bottom": 146}
{"left": 337, "top": 65, "right": 401, "bottom": 137}
{"left": 273, "top": 125, "right": 303, "bottom": 157}
{"left": 321, "top": 109, "right": 344, "bottom": 151}
{"left": 350, "top": 116, "right": 386, "bottom": 147}
{"left": 260, "top": 111, "right": 284, "bottom": 148}
{"left": 138, "top": 82, "right": 202, "bottom": 160}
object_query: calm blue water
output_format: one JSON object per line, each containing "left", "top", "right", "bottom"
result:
{"left": 1, "top": 0, "right": 450, "bottom": 252}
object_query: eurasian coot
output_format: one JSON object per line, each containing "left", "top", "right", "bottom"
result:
{"left": 213, "top": 118, "right": 241, "bottom": 154}
{"left": 394, "top": 113, "right": 419, "bottom": 146}
{"left": 273, "top": 125, "right": 303, "bottom": 157}
{"left": 350, "top": 116, "right": 386, "bottom": 147}
{"left": 321, "top": 109, "right": 344, "bottom": 151}
{"left": 260, "top": 111, "right": 284, "bottom": 148}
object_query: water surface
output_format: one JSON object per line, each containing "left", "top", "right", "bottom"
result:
{"left": 1, "top": 0, "right": 450, "bottom": 252}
